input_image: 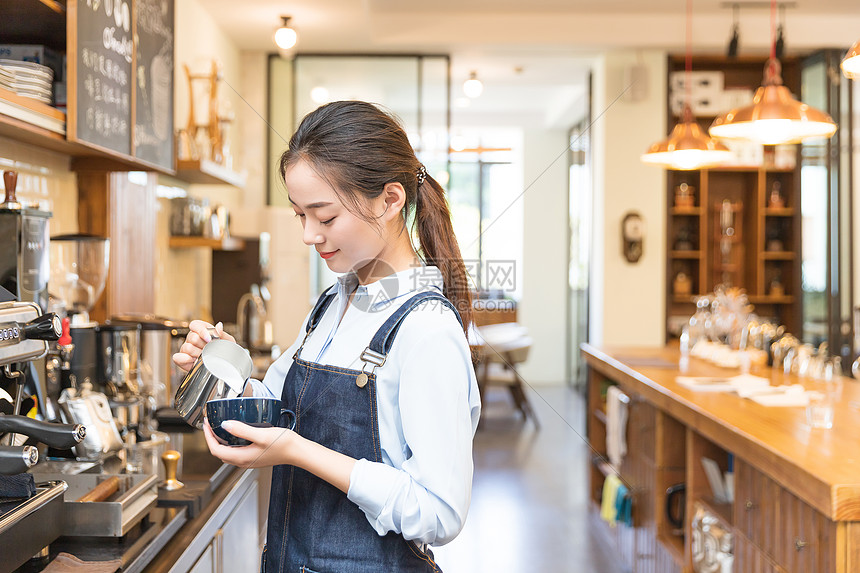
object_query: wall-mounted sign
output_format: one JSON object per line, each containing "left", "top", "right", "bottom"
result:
{"left": 134, "top": 0, "right": 174, "bottom": 170}
{"left": 71, "top": 0, "right": 133, "bottom": 156}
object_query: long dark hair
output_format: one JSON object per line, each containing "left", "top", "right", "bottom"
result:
{"left": 279, "top": 100, "right": 473, "bottom": 334}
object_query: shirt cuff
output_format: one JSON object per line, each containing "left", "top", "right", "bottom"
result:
{"left": 347, "top": 458, "right": 401, "bottom": 522}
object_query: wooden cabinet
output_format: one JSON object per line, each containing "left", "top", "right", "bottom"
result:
{"left": 664, "top": 56, "right": 803, "bottom": 338}
{"left": 734, "top": 459, "right": 837, "bottom": 572}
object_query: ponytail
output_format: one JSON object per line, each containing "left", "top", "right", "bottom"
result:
{"left": 414, "top": 175, "right": 473, "bottom": 336}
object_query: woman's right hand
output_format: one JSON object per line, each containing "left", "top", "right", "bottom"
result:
{"left": 171, "top": 320, "right": 234, "bottom": 372}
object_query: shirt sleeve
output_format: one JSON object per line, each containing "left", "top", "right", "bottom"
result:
{"left": 346, "top": 311, "right": 480, "bottom": 546}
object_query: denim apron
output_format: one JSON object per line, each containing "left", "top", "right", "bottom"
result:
{"left": 263, "top": 289, "right": 462, "bottom": 573}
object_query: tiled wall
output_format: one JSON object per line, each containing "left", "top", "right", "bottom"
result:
{"left": 153, "top": 179, "right": 244, "bottom": 323}
{"left": 0, "top": 136, "right": 78, "bottom": 236}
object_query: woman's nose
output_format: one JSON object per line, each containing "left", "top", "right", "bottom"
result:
{"left": 302, "top": 225, "right": 324, "bottom": 246}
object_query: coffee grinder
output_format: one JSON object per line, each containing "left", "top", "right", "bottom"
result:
{"left": 49, "top": 234, "right": 110, "bottom": 392}
{"left": 0, "top": 171, "right": 52, "bottom": 418}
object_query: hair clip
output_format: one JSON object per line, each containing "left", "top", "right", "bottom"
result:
{"left": 416, "top": 165, "right": 427, "bottom": 186}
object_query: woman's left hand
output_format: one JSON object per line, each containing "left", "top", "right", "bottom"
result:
{"left": 202, "top": 418, "right": 297, "bottom": 468}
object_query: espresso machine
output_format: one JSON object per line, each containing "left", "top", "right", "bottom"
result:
{"left": 0, "top": 299, "right": 87, "bottom": 573}
{"left": 0, "top": 172, "right": 55, "bottom": 422}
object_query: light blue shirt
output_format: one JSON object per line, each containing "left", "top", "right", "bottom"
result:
{"left": 249, "top": 266, "right": 481, "bottom": 546}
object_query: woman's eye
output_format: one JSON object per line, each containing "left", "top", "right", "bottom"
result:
{"left": 294, "top": 213, "right": 305, "bottom": 219}
{"left": 321, "top": 217, "right": 336, "bottom": 225}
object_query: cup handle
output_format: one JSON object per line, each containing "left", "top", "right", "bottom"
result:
{"left": 279, "top": 408, "right": 296, "bottom": 431}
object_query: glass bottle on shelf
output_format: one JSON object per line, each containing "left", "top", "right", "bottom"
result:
{"left": 768, "top": 181, "right": 785, "bottom": 209}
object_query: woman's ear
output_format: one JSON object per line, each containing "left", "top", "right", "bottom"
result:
{"left": 380, "top": 182, "right": 407, "bottom": 221}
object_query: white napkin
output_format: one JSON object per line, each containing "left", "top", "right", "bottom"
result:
{"left": 676, "top": 376, "right": 735, "bottom": 392}
{"left": 606, "top": 386, "right": 628, "bottom": 467}
{"left": 748, "top": 388, "right": 810, "bottom": 407}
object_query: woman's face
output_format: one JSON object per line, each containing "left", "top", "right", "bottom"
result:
{"left": 285, "top": 159, "right": 391, "bottom": 278}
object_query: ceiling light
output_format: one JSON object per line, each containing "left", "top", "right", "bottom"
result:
{"left": 842, "top": 39, "right": 860, "bottom": 79}
{"left": 642, "top": 106, "right": 734, "bottom": 170}
{"left": 274, "top": 16, "right": 297, "bottom": 50}
{"left": 310, "top": 86, "right": 330, "bottom": 104}
{"left": 709, "top": 0, "right": 836, "bottom": 145}
{"left": 642, "top": 0, "right": 733, "bottom": 171}
{"left": 463, "top": 71, "right": 483, "bottom": 98}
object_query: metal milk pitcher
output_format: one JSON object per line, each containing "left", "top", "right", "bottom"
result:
{"left": 173, "top": 339, "right": 253, "bottom": 429}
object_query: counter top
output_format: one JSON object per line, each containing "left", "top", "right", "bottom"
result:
{"left": 16, "top": 429, "right": 244, "bottom": 573}
{"left": 581, "top": 343, "right": 860, "bottom": 521}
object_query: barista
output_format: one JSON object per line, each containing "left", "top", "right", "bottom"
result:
{"left": 174, "top": 101, "right": 480, "bottom": 573}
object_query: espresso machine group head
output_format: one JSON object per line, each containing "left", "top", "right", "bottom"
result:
{"left": 0, "top": 170, "right": 55, "bottom": 421}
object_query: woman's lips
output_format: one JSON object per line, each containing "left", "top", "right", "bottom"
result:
{"left": 319, "top": 250, "right": 338, "bottom": 260}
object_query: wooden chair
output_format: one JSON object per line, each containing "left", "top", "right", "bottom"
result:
{"left": 473, "top": 322, "right": 540, "bottom": 429}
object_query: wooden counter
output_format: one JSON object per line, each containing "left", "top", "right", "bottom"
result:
{"left": 581, "top": 343, "right": 860, "bottom": 573}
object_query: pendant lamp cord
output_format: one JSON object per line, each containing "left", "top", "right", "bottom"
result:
{"left": 685, "top": 0, "right": 692, "bottom": 110}
{"left": 769, "top": 0, "right": 777, "bottom": 68}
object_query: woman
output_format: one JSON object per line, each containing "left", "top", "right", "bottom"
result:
{"left": 174, "top": 100, "right": 480, "bottom": 573}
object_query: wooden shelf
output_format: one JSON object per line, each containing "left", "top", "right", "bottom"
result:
{"left": 761, "top": 251, "right": 796, "bottom": 260}
{"left": 593, "top": 408, "right": 608, "bottom": 425}
{"left": 670, "top": 250, "right": 701, "bottom": 259}
{"left": 0, "top": 86, "right": 64, "bottom": 133}
{"left": 705, "top": 165, "right": 764, "bottom": 172}
{"left": 0, "top": 88, "right": 175, "bottom": 174}
{"left": 169, "top": 235, "right": 246, "bottom": 251}
{"left": 175, "top": 159, "right": 247, "bottom": 187}
{"left": 672, "top": 295, "right": 698, "bottom": 303}
{"left": 670, "top": 207, "right": 701, "bottom": 215}
{"left": 764, "top": 207, "right": 795, "bottom": 216}
{"left": 748, "top": 295, "right": 795, "bottom": 304}
{"left": 695, "top": 496, "right": 733, "bottom": 527}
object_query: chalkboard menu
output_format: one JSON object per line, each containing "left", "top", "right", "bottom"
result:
{"left": 134, "top": 0, "right": 174, "bottom": 170}
{"left": 74, "top": 0, "right": 133, "bottom": 156}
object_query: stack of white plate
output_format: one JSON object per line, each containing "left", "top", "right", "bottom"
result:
{"left": 0, "top": 59, "right": 53, "bottom": 104}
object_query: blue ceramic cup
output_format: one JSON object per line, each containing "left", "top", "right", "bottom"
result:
{"left": 205, "top": 397, "right": 296, "bottom": 446}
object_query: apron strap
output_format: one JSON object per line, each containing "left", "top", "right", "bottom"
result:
{"left": 359, "top": 291, "right": 463, "bottom": 371}
{"left": 306, "top": 286, "right": 337, "bottom": 334}
{"left": 294, "top": 286, "right": 337, "bottom": 360}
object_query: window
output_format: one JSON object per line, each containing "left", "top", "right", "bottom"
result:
{"left": 447, "top": 131, "right": 523, "bottom": 301}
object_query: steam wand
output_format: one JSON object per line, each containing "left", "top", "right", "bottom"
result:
{"left": 4, "top": 364, "right": 24, "bottom": 446}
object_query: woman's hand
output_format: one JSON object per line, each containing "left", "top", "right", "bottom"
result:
{"left": 202, "top": 418, "right": 295, "bottom": 468}
{"left": 172, "top": 320, "right": 235, "bottom": 372}
{"left": 201, "top": 417, "right": 356, "bottom": 494}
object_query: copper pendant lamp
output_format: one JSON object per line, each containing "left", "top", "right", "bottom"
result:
{"left": 709, "top": 0, "right": 837, "bottom": 145}
{"left": 641, "top": 0, "right": 732, "bottom": 171}
{"left": 842, "top": 39, "right": 860, "bottom": 79}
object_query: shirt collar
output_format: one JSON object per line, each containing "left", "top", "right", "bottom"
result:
{"left": 327, "top": 265, "right": 444, "bottom": 309}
